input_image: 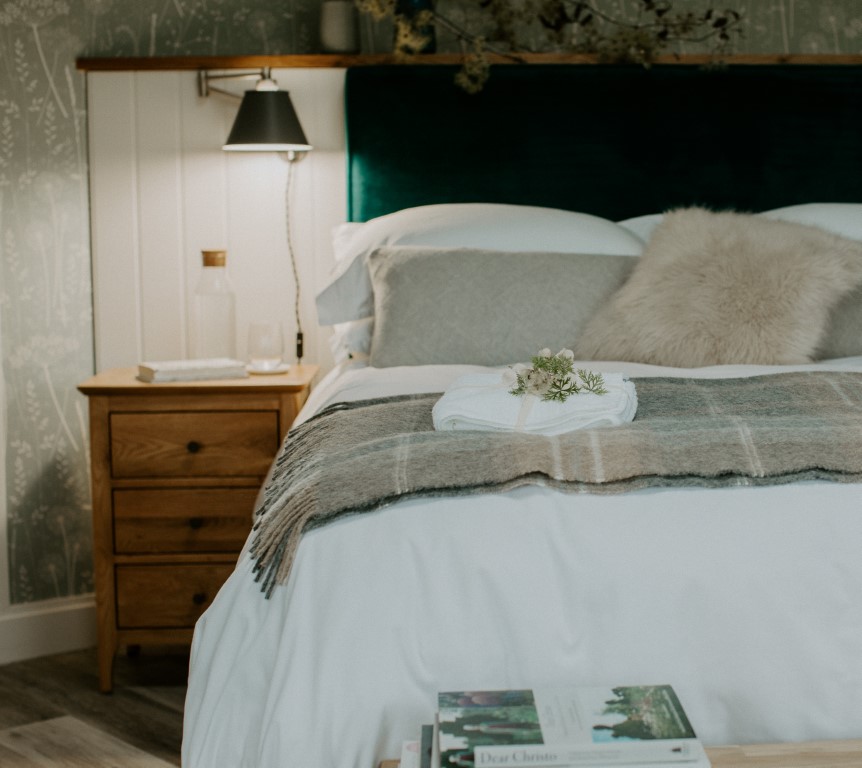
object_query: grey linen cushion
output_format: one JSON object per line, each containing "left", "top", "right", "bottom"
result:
{"left": 367, "top": 246, "right": 636, "bottom": 367}
{"left": 574, "top": 207, "right": 862, "bottom": 367}
{"left": 818, "top": 286, "right": 862, "bottom": 359}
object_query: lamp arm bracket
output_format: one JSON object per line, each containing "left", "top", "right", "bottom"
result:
{"left": 198, "top": 68, "right": 271, "bottom": 99}
{"left": 282, "top": 149, "right": 310, "bottom": 163}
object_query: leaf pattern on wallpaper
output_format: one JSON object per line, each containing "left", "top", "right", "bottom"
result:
{"left": 0, "top": 0, "right": 72, "bottom": 118}
{"left": 0, "top": 0, "right": 861, "bottom": 605}
{"left": 76, "top": 0, "right": 314, "bottom": 57}
{"left": 0, "top": 0, "right": 318, "bottom": 605}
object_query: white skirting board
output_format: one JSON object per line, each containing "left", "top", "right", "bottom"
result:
{"left": 0, "top": 596, "right": 96, "bottom": 666}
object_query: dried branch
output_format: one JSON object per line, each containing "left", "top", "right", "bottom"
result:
{"left": 354, "top": 0, "right": 745, "bottom": 91}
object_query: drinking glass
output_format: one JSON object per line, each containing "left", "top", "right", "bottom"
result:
{"left": 247, "top": 323, "right": 284, "bottom": 373}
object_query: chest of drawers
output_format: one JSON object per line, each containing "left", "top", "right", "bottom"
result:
{"left": 78, "top": 365, "right": 317, "bottom": 692}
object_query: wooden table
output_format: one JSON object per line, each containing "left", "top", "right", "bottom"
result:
{"left": 707, "top": 740, "right": 862, "bottom": 767}
{"left": 381, "top": 739, "right": 862, "bottom": 768}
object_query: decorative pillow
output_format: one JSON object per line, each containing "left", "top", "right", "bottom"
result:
{"left": 316, "top": 203, "right": 645, "bottom": 326}
{"left": 329, "top": 318, "right": 373, "bottom": 364}
{"left": 818, "top": 287, "right": 862, "bottom": 360}
{"left": 574, "top": 207, "right": 862, "bottom": 367}
{"left": 617, "top": 203, "right": 862, "bottom": 261}
{"left": 617, "top": 213, "right": 664, "bottom": 242}
{"left": 367, "top": 246, "right": 637, "bottom": 368}
{"left": 761, "top": 203, "right": 862, "bottom": 241}
{"left": 759, "top": 204, "right": 862, "bottom": 360}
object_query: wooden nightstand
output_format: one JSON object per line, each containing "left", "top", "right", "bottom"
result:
{"left": 78, "top": 364, "right": 318, "bottom": 692}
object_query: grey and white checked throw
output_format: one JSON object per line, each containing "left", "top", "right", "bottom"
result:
{"left": 251, "top": 372, "right": 862, "bottom": 595}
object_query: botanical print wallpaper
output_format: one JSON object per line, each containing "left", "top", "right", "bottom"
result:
{"left": 0, "top": 0, "right": 861, "bottom": 606}
{"left": 0, "top": 0, "right": 317, "bottom": 605}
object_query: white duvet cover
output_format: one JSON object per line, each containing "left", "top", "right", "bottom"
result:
{"left": 182, "top": 358, "right": 862, "bottom": 768}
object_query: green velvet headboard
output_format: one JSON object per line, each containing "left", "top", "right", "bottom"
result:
{"left": 345, "top": 64, "right": 861, "bottom": 222}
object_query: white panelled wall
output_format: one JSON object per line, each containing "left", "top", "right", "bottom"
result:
{"left": 87, "top": 68, "right": 348, "bottom": 374}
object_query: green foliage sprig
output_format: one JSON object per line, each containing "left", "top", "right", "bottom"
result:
{"left": 509, "top": 348, "right": 608, "bottom": 403}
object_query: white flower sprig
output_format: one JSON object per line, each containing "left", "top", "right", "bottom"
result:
{"left": 507, "top": 348, "right": 608, "bottom": 403}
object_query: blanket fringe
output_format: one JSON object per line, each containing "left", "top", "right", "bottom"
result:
{"left": 251, "top": 407, "right": 363, "bottom": 596}
{"left": 248, "top": 376, "right": 862, "bottom": 597}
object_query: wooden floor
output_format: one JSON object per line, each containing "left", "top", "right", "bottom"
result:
{"left": 0, "top": 646, "right": 187, "bottom": 766}
{"left": 6, "top": 649, "right": 862, "bottom": 768}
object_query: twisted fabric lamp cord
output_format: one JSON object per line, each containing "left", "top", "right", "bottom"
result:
{"left": 285, "top": 155, "right": 303, "bottom": 362}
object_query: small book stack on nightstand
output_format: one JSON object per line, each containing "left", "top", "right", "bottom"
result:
{"left": 78, "top": 364, "right": 318, "bottom": 692}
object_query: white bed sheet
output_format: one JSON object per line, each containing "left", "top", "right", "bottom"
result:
{"left": 182, "top": 358, "right": 862, "bottom": 768}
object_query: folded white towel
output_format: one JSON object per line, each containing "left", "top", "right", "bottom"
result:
{"left": 432, "top": 371, "right": 638, "bottom": 435}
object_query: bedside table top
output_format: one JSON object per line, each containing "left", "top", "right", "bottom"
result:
{"left": 78, "top": 364, "right": 319, "bottom": 395}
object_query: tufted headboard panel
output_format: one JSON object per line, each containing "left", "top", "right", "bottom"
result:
{"left": 345, "top": 64, "right": 862, "bottom": 222}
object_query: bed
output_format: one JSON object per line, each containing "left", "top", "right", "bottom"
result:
{"left": 181, "top": 64, "right": 862, "bottom": 768}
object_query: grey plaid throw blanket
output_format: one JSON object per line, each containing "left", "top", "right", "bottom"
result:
{"left": 251, "top": 371, "right": 862, "bottom": 595}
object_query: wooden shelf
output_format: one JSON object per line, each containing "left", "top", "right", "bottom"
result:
{"left": 76, "top": 52, "right": 862, "bottom": 72}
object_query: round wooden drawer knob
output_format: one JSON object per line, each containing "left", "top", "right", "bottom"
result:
{"left": 192, "top": 592, "right": 207, "bottom": 605}
{"left": 186, "top": 440, "right": 202, "bottom": 453}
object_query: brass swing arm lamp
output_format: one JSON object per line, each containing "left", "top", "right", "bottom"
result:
{"left": 198, "top": 67, "right": 312, "bottom": 362}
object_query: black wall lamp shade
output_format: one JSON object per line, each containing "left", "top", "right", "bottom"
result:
{"left": 223, "top": 90, "right": 312, "bottom": 152}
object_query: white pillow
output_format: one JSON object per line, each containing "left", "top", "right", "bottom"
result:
{"left": 760, "top": 203, "right": 862, "bottom": 241}
{"left": 328, "top": 318, "right": 373, "bottom": 364}
{"left": 617, "top": 213, "right": 664, "bottom": 242}
{"left": 315, "top": 203, "right": 646, "bottom": 325}
{"left": 619, "top": 203, "right": 862, "bottom": 249}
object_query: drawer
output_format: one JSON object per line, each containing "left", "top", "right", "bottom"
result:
{"left": 113, "top": 488, "right": 257, "bottom": 554}
{"left": 110, "top": 410, "right": 278, "bottom": 478}
{"left": 116, "top": 564, "right": 234, "bottom": 628}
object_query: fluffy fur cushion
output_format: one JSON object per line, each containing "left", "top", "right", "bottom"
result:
{"left": 574, "top": 208, "right": 862, "bottom": 366}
